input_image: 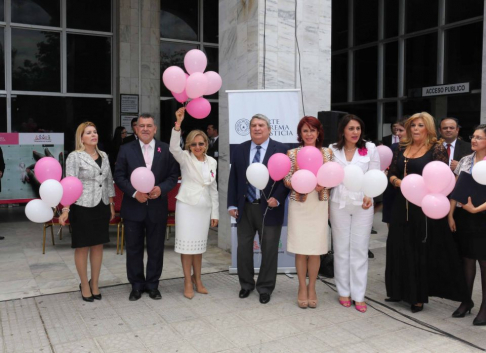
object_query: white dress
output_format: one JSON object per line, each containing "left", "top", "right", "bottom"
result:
{"left": 174, "top": 160, "right": 212, "bottom": 254}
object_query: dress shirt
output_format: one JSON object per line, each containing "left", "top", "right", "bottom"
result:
{"left": 443, "top": 139, "right": 457, "bottom": 166}
{"left": 392, "top": 135, "right": 399, "bottom": 144}
{"left": 132, "top": 138, "right": 155, "bottom": 197}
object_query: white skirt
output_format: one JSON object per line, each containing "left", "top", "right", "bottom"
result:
{"left": 174, "top": 190, "right": 211, "bottom": 254}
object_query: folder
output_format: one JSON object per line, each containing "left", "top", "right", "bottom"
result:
{"left": 450, "top": 171, "right": 486, "bottom": 206}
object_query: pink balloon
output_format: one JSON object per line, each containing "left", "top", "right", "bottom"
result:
{"left": 186, "top": 72, "right": 208, "bottom": 99}
{"left": 162, "top": 66, "right": 186, "bottom": 93}
{"left": 423, "top": 161, "right": 451, "bottom": 193}
{"left": 377, "top": 145, "right": 393, "bottom": 171}
{"left": 60, "top": 177, "right": 83, "bottom": 206}
{"left": 440, "top": 172, "right": 456, "bottom": 196}
{"left": 401, "top": 174, "right": 428, "bottom": 206}
{"left": 268, "top": 153, "right": 291, "bottom": 181}
{"left": 130, "top": 167, "right": 155, "bottom": 193}
{"left": 186, "top": 98, "right": 211, "bottom": 119}
{"left": 422, "top": 193, "right": 450, "bottom": 219}
{"left": 184, "top": 49, "right": 208, "bottom": 74}
{"left": 35, "top": 157, "right": 62, "bottom": 183}
{"left": 317, "top": 161, "right": 345, "bottom": 188}
{"left": 204, "top": 71, "right": 222, "bottom": 95}
{"left": 291, "top": 169, "right": 317, "bottom": 194}
{"left": 296, "top": 146, "right": 323, "bottom": 175}
{"left": 171, "top": 90, "right": 188, "bottom": 103}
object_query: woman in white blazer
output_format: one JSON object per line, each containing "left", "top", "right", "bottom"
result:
{"left": 329, "top": 115, "right": 380, "bottom": 313}
{"left": 170, "top": 107, "right": 219, "bottom": 299}
{"left": 59, "top": 122, "right": 116, "bottom": 302}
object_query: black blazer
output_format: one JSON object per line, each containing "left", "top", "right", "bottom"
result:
{"left": 207, "top": 137, "right": 219, "bottom": 159}
{"left": 122, "top": 134, "right": 137, "bottom": 145}
{"left": 114, "top": 140, "right": 179, "bottom": 223}
{"left": 382, "top": 134, "right": 393, "bottom": 148}
{"left": 453, "top": 139, "right": 471, "bottom": 161}
{"left": 0, "top": 147, "right": 4, "bottom": 193}
{"left": 227, "top": 139, "right": 289, "bottom": 226}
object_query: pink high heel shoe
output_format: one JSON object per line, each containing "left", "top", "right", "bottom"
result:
{"left": 354, "top": 301, "right": 367, "bottom": 313}
{"left": 339, "top": 297, "right": 351, "bottom": 308}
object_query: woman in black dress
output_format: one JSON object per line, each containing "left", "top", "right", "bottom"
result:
{"left": 386, "top": 112, "right": 467, "bottom": 313}
{"left": 60, "top": 122, "right": 116, "bottom": 302}
{"left": 448, "top": 124, "right": 486, "bottom": 325}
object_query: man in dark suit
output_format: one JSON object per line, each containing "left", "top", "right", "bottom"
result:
{"left": 440, "top": 117, "right": 471, "bottom": 172}
{"left": 114, "top": 113, "right": 179, "bottom": 301}
{"left": 0, "top": 147, "right": 4, "bottom": 240}
{"left": 206, "top": 124, "right": 219, "bottom": 159}
{"left": 227, "top": 114, "right": 289, "bottom": 304}
{"left": 122, "top": 118, "right": 139, "bottom": 144}
{"left": 382, "top": 122, "right": 399, "bottom": 148}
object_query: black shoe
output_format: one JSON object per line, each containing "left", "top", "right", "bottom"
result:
{"left": 411, "top": 304, "right": 423, "bottom": 313}
{"left": 239, "top": 289, "right": 252, "bottom": 298}
{"left": 147, "top": 289, "right": 162, "bottom": 300}
{"left": 452, "top": 301, "right": 474, "bottom": 318}
{"left": 385, "top": 298, "right": 400, "bottom": 302}
{"left": 371, "top": 228, "right": 377, "bottom": 234}
{"left": 0, "top": 236, "right": 4, "bottom": 240}
{"left": 129, "top": 289, "right": 143, "bottom": 301}
{"left": 368, "top": 250, "right": 374, "bottom": 258}
{"left": 79, "top": 284, "right": 94, "bottom": 302}
{"left": 88, "top": 280, "right": 102, "bottom": 300}
{"left": 259, "top": 293, "right": 271, "bottom": 304}
{"left": 473, "top": 315, "right": 486, "bottom": 326}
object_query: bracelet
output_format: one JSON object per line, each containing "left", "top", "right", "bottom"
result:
{"left": 61, "top": 208, "right": 70, "bottom": 213}
{"left": 109, "top": 202, "right": 115, "bottom": 205}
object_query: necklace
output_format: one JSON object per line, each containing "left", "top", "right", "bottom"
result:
{"left": 87, "top": 150, "right": 97, "bottom": 157}
{"left": 344, "top": 147, "right": 356, "bottom": 152}
{"left": 403, "top": 144, "right": 425, "bottom": 177}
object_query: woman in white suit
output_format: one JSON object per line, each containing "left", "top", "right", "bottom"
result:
{"left": 170, "top": 107, "right": 219, "bottom": 299}
{"left": 329, "top": 114, "right": 380, "bottom": 313}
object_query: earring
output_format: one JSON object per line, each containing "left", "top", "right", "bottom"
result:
{"left": 316, "top": 138, "right": 319, "bottom": 142}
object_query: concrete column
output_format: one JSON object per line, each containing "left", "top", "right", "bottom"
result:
{"left": 481, "top": 10, "right": 486, "bottom": 124}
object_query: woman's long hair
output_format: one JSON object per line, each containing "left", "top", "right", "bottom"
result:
{"left": 75, "top": 121, "right": 102, "bottom": 156}
{"left": 400, "top": 112, "right": 440, "bottom": 148}
{"left": 333, "top": 114, "right": 367, "bottom": 150}
{"left": 112, "top": 126, "right": 125, "bottom": 150}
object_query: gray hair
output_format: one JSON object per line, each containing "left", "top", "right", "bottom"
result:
{"left": 250, "top": 114, "right": 271, "bottom": 131}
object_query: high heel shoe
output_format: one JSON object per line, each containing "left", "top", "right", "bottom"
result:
{"left": 308, "top": 286, "right": 318, "bottom": 308}
{"left": 184, "top": 280, "right": 195, "bottom": 300}
{"left": 339, "top": 297, "right": 352, "bottom": 308}
{"left": 89, "top": 280, "right": 102, "bottom": 300}
{"left": 473, "top": 315, "right": 486, "bottom": 326}
{"left": 353, "top": 300, "right": 367, "bottom": 313}
{"left": 191, "top": 275, "right": 208, "bottom": 294}
{"left": 79, "top": 284, "right": 94, "bottom": 302}
{"left": 451, "top": 301, "right": 474, "bottom": 318}
{"left": 411, "top": 304, "right": 423, "bottom": 313}
{"left": 297, "top": 299, "right": 308, "bottom": 309}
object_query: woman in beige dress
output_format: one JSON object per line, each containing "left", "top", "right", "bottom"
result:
{"left": 284, "top": 116, "right": 333, "bottom": 308}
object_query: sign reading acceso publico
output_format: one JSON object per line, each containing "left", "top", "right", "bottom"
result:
{"left": 422, "top": 82, "right": 470, "bottom": 97}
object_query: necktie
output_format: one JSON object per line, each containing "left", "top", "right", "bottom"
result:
{"left": 247, "top": 146, "right": 262, "bottom": 202}
{"left": 446, "top": 143, "right": 451, "bottom": 159}
{"left": 143, "top": 144, "right": 151, "bottom": 168}
{"left": 209, "top": 138, "right": 214, "bottom": 148}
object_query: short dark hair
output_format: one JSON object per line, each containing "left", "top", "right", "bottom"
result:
{"left": 334, "top": 114, "right": 367, "bottom": 150}
{"left": 138, "top": 113, "right": 155, "bottom": 125}
{"left": 207, "top": 124, "right": 218, "bottom": 131}
{"left": 396, "top": 115, "right": 410, "bottom": 127}
{"left": 440, "top": 117, "right": 461, "bottom": 129}
{"left": 130, "top": 117, "right": 138, "bottom": 126}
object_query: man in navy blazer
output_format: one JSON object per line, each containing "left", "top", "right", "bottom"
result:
{"left": 228, "top": 114, "right": 289, "bottom": 304}
{"left": 114, "top": 113, "right": 179, "bottom": 301}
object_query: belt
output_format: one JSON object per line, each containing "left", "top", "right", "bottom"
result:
{"left": 246, "top": 198, "right": 261, "bottom": 204}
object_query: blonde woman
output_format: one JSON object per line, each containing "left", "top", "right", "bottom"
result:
{"left": 386, "top": 112, "right": 467, "bottom": 313}
{"left": 59, "top": 122, "right": 116, "bottom": 302}
{"left": 170, "top": 108, "right": 219, "bottom": 299}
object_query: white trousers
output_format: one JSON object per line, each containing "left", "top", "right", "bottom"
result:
{"left": 329, "top": 201, "right": 373, "bottom": 302}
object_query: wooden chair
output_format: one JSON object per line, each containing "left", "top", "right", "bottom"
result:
{"left": 166, "top": 182, "right": 180, "bottom": 240}
{"left": 42, "top": 205, "right": 68, "bottom": 254}
{"left": 113, "top": 184, "right": 125, "bottom": 255}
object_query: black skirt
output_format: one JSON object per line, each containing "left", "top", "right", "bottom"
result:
{"left": 70, "top": 202, "right": 111, "bottom": 248}
{"left": 454, "top": 208, "right": 486, "bottom": 261}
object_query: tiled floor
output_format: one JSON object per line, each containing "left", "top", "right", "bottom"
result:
{"left": 1, "top": 206, "right": 486, "bottom": 353}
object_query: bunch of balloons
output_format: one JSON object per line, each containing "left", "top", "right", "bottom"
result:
{"left": 162, "top": 49, "right": 222, "bottom": 120}
{"left": 130, "top": 167, "right": 155, "bottom": 193}
{"left": 246, "top": 153, "right": 292, "bottom": 191}
{"left": 401, "top": 161, "right": 455, "bottom": 219}
{"left": 25, "top": 157, "right": 83, "bottom": 223}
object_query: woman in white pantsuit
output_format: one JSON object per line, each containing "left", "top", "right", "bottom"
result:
{"left": 170, "top": 108, "right": 219, "bottom": 299}
{"left": 329, "top": 114, "right": 380, "bottom": 313}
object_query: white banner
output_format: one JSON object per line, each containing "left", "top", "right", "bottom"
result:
{"left": 227, "top": 89, "right": 300, "bottom": 274}
{"left": 18, "top": 133, "right": 64, "bottom": 145}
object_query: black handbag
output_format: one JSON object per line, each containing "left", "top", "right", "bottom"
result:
{"left": 319, "top": 225, "right": 334, "bottom": 278}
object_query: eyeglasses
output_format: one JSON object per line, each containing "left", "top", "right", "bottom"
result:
{"left": 190, "top": 142, "right": 205, "bottom": 147}
{"left": 469, "top": 135, "right": 486, "bottom": 141}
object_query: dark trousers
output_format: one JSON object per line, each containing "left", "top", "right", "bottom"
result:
{"left": 237, "top": 202, "right": 282, "bottom": 294}
{"left": 124, "top": 217, "right": 166, "bottom": 291}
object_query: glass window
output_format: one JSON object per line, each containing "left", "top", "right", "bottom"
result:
{"left": 12, "top": 0, "right": 60, "bottom": 27}
{"left": 446, "top": 0, "right": 483, "bottom": 24}
{"left": 0, "top": 0, "right": 6, "bottom": 21}
{"left": 161, "top": 0, "right": 198, "bottom": 41}
{"left": 405, "top": 0, "right": 438, "bottom": 33}
{"left": 67, "top": 34, "right": 111, "bottom": 94}
{"left": 332, "top": 0, "right": 348, "bottom": 50}
{"left": 384, "top": 0, "right": 399, "bottom": 38}
{"left": 402, "top": 98, "right": 432, "bottom": 117}
{"left": 354, "top": 46, "right": 377, "bottom": 101}
{"left": 331, "top": 53, "right": 348, "bottom": 103}
{"left": 160, "top": 42, "right": 198, "bottom": 96}
{"left": 12, "top": 29, "right": 60, "bottom": 92}
{"left": 353, "top": 0, "right": 378, "bottom": 46}
{"left": 447, "top": 94, "right": 480, "bottom": 141}
{"left": 445, "top": 22, "right": 483, "bottom": 90}
{"left": 66, "top": 0, "right": 111, "bottom": 32}
{"left": 0, "top": 28, "right": 4, "bottom": 91}
{"left": 405, "top": 33, "right": 437, "bottom": 91}
{"left": 350, "top": 103, "right": 378, "bottom": 141}
{"left": 383, "top": 101, "right": 398, "bottom": 124}
{"left": 0, "top": 97, "right": 6, "bottom": 132}
{"left": 203, "top": 0, "right": 218, "bottom": 43}
{"left": 384, "top": 41, "right": 398, "bottom": 98}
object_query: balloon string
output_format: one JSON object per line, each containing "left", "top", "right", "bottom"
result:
{"left": 260, "top": 180, "right": 276, "bottom": 201}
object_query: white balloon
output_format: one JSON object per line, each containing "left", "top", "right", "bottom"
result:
{"left": 246, "top": 163, "right": 269, "bottom": 190}
{"left": 39, "top": 179, "right": 63, "bottom": 207}
{"left": 472, "top": 160, "right": 486, "bottom": 185}
{"left": 343, "top": 165, "right": 364, "bottom": 192}
{"left": 25, "top": 199, "right": 54, "bottom": 223}
{"left": 362, "top": 169, "right": 388, "bottom": 198}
